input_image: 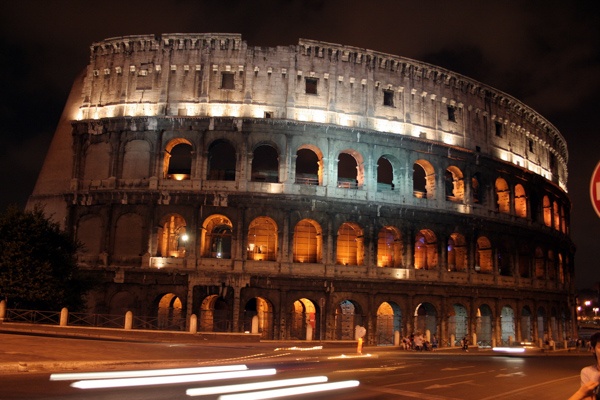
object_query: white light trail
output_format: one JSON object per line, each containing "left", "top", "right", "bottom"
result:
{"left": 492, "top": 347, "right": 526, "bottom": 353}
{"left": 50, "top": 365, "right": 248, "bottom": 381}
{"left": 70, "top": 368, "right": 277, "bottom": 389}
{"left": 218, "top": 380, "right": 359, "bottom": 399}
{"left": 186, "top": 376, "right": 328, "bottom": 396}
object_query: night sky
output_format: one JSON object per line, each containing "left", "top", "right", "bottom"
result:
{"left": 1, "top": 1, "right": 598, "bottom": 290}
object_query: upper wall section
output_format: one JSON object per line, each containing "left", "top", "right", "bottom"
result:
{"left": 78, "top": 33, "right": 568, "bottom": 191}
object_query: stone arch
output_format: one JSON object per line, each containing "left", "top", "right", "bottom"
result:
{"left": 476, "top": 304, "right": 493, "bottom": 347}
{"left": 447, "top": 233, "right": 467, "bottom": 272}
{"left": 109, "top": 291, "right": 135, "bottom": 317}
{"left": 514, "top": 184, "right": 527, "bottom": 218}
{"left": 495, "top": 177, "right": 510, "bottom": 214}
{"left": 157, "top": 293, "right": 184, "bottom": 330}
{"left": 537, "top": 306, "right": 547, "bottom": 342}
{"left": 414, "top": 302, "right": 437, "bottom": 341}
{"left": 543, "top": 195, "right": 552, "bottom": 227}
{"left": 471, "top": 172, "right": 482, "bottom": 204}
{"left": 247, "top": 216, "right": 278, "bottom": 261}
{"left": 157, "top": 214, "right": 187, "bottom": 258}
{"left": 113, "top": 213, "right": 144, "bottom": 259}
{"left": 501, "top": 305, "right": 515, "bottom": 344}
{"left": 336, "top": 222, "right": 364, "bottom": 266}
{"left": 521, "top": 305, "right": 533, "bottom": 342}
{"left": 497, "top": 240, "right": 512, "bottom": 277}
{"left": 547, "top": 250, "right": 556, "bottom": 281}
{"left": 122, "top": 139, "right": 151, "bottom": 179}
{"left": 164, "top": 138, "right": 193, "bottom": 180}
{"left": 251, "top": 144, "right": 279, "bottom": 182}
{"left": 207, "top": 139, "right": 236, "bottom": 181}
{"left": 295, "top": 146, "right": 322, "bottom": 185}
{"left": 377, "top": 226, "right": 403, "bottom": 268}
{"left": 77, "top": 214, "right": 103, "bottom": 258}
{"left": 413, "top": 160, "right": 435, "bottom": 199}
{"left": 376, "top": 301, "right": 402, "bottom": 346}
{"left": 290, "top": 298, "right": 320, "bottom": 340}
{"left": 476, "top": 236, "right": 493, "bottom": 273}
{"left": 414, "top": 229, "right": 438, "bottom": 270}
{"left": 293, "top": 219, "right": 323, "bottom": 263}
{"left": 200, "top": 294, "right": 230, "bottom": 332}
{"left": 553, "top": 201, "right": 561, "bottom": 231}
{"left": 337, "top": 150, "right": 364, "bottom": 188}
{"left": 445, "top": 165, "right": 464, "bottom": 202}
{"left": 243, "top": 296, "right": 274, "bottom": 339}
{"left": 448, "top": 303, "right": 469, "bottom": 346}
{"left": 334, "top": 299, "right": 363, "bottom": 340}
{"left": 519, "top": 243, "right": 532, "bottom": 278}
{"left": 535, "top": 246, "right": 545, "bottom": 279}
{"left": 376, "top": 156, "right": 394, "bottom": 191}
{"left": 84, "top": 141, "right": 111, "bottom": 181}
{"left": 200, "top": 214, "right": 233, "bottom": 259}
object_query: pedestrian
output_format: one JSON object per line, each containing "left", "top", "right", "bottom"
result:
{"left": 572, "top": 331, "right": 600, "bottom": 400}
{"left": 432, "top": 335, "right": 438, "bottom": 351}
{"left": 462, "top": 336, "right": 469, "bottom": 352}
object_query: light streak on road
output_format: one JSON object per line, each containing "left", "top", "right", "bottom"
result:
{"left": 50, "top": 365, "right": 248, "bottom": 381}
{"left": 186, "top": 376, "right": 329, "bottom": 396}
{"left": 70, "top": 368, "right": 277, "bottom": 389}
{"left": 217, "top": 380, "right": 360, "bottom": 399}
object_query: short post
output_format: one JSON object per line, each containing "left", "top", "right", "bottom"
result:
{"left": 450, "top": 334, "right": 456, "bottom": 347}
{"left": 472, "top": 332, "right": 477, "bottom": 349}
{"left": 189, "top": 314, "right": 197, "bottom": 334}
{"left": 60, "top": 307, "right": 68, "bottom": 327}
{"left": 0, "top": 300, "right": 6, "bottom": 322}
{"left": 124, "top": 311, "right": 133, "bottom": 330}
{"left": 251, "top": 315, "right": 259, "bottom": 334}
{"left": 306, "top": 324, "right": 313, "bottom": 341}
{"left": 394, "top": 330, "right": 400, "bottom": 347}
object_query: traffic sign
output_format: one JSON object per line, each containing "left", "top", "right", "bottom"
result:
{"left": 591, "top": 161, "right": 600, "bottom": 218}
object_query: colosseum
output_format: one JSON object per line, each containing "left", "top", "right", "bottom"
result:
{"left": 28, "top": 33, "right": 575, "bottom": 347}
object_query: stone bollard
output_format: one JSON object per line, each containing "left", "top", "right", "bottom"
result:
{"left": 251, "top": 315, "right": 259, "bottom": 334}
{"left": 189, "top": 314, "right": 197, "bottom": 334}
{"left": 394, "top": 330, "right": 400, "bottom": 347}
{"left": 124, "top": 311, "right": 133, "bottom": 330}
{"left": 60, "top": 307, "right": 68, "bottom": 327}
{"left": 450, "top": 334, "right": 456, "bottom": 347}
{"left": 0, "top": 299, "right": 6, "bottom": 322}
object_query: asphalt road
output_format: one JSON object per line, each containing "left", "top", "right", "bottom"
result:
{"left": 0, "top": 333, "right": 593, "bottom": 399}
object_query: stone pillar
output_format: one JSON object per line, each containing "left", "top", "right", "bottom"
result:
{"left": 60, "top": 308, "right": 68, "bottom": 327}
{"left": 232, "top": 286, "right": 241, "bottom": 332}
{"left": 189, "top": 314, "right": 197, "bottom": 333}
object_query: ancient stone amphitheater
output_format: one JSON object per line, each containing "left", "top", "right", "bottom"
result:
{"left": 28, "top": 33, "right": 575, "bottom": 346}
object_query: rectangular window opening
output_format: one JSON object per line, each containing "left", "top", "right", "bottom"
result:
{"left": 221, "top": 72, "right": 235, "bottom": 89}
{"left": 447, "top": 106, "right": 456, "bottom": 122}
{"left": 383, "top": 90, "right": 394, "bottom": 107}
{"left": 495, "top": 121, "right": 503, "bottom": 137}
{"left": 305, "top": 77, "right": 318, "bottom": 95}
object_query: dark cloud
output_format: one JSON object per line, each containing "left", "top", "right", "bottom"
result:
{"left": 1, "top": 0, "right": 599, "bottom": 289}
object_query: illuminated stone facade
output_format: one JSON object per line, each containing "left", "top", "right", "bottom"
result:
{"left": 28, "top": 33, "right": 575, "bottom": 346}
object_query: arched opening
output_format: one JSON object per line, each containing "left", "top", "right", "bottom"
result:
{"left": 501, "top": 306, "right": 515, "bottom": 345}
{"left": 471, "top": 173, "right": 481, "bottom": 204}
{"left": 157, "top": 214, "right": 187, "bottom": 258}
{"left": 447, "top": 233, "right": 467, "bottom": 272}
{"left": 247, "top": 216, "right": 277, "bottom": 261}
{"left": 113, "top": 213, "right": 143, "bottom": 260}
{"left": 337, "top": 153, "right": 358, "bottom": 188}
{"left": 519, "top": 244, "right": 532, "bottom": 278}
{"left": 414, "top": 229, "right": 437, "bottom": 270}
{"left": 377, "top": 226, "right": 403, "bottom": 268}
{"left": 295, "top": 148, "right": 321, "bottom": 185}
{"left": 377, "top": 156, "right": 394, "bottom": 191}
{"left": 290, "top": 298, "right": 319, "bottom": 340}
{"left": 164, "top": 139, "right": 193, "bottom": 180}
{"left": 497, "top": 240, "right": 512, "bottom": 277}
{"left": 376, "top": 302, "right": 402, "bottom": 346}
{"left": 553, "top": 201, "right": 561, "bottom": 230}
{"left": 445, "top": 166, "right": 464, "bottom": 202}
{"left": 200, "top": 215, "right": 233, "bottom": 259}
{"left": 535, "top": 246, "right": 545, "bottom": 279}
{"left": 199, "top": 294, "right": 230, "bottom": 332}
{"left": 293, "top": 219, "right": 322, "bottom": 263}
{"left": 448, "top": 304, "right": 468, "bottom": 346}
{"left": 334, "top": 300, "right": 363, "bottom": 340}
{"left": 157, "top": 293, "right": 184, "bottom": 330}
{"left": 109, "top": 291, "right": 135, "bottom": 323}
{"left": 521, "top": 306, "right": 532, "bottom": 342}
{"left": 543, "top": 196, "right": 552, "bottom": 227}
{"left": 122, "top": 139, "right": 150, "bottom": 179}
{"left": 514, "top": 184, "right": 527, "bottom": 218}
{"left": 77, "top": 215, "right": 102, "bottom": 260}
{"left": 476, "top": 304, "right": 493, "bottom": 348}
{"left": 336, "top": 222, "right": 364, "bottom": 266}
{"left": 251, "top": 144, "right": 279, "bottom": 183}
{"left": 537, "top": 306, "right": 546, "bottom": 342}
{"left": 495, "top": 177, "right": 510, "bottom": 214}
{"left": 413, "top": 302, "right": 437, "bottom": 341}
{"left": 476, "top": 236, "right": 493, "bottom": 273}
{"left": 207, "top": 139, "right": 236, "bottom": 181}
{"left": 547, "top": 250, "right": 556, "bottom": 281}
{"left": 413, "top": 160, "right": 435, "bottom": 199}
{"left": 243, "top": 297, "right": 273, "bottom": 339}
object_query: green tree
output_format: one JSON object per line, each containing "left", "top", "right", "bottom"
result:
{"left": 0, "top": 206, "right": 91, "bottom": 310}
